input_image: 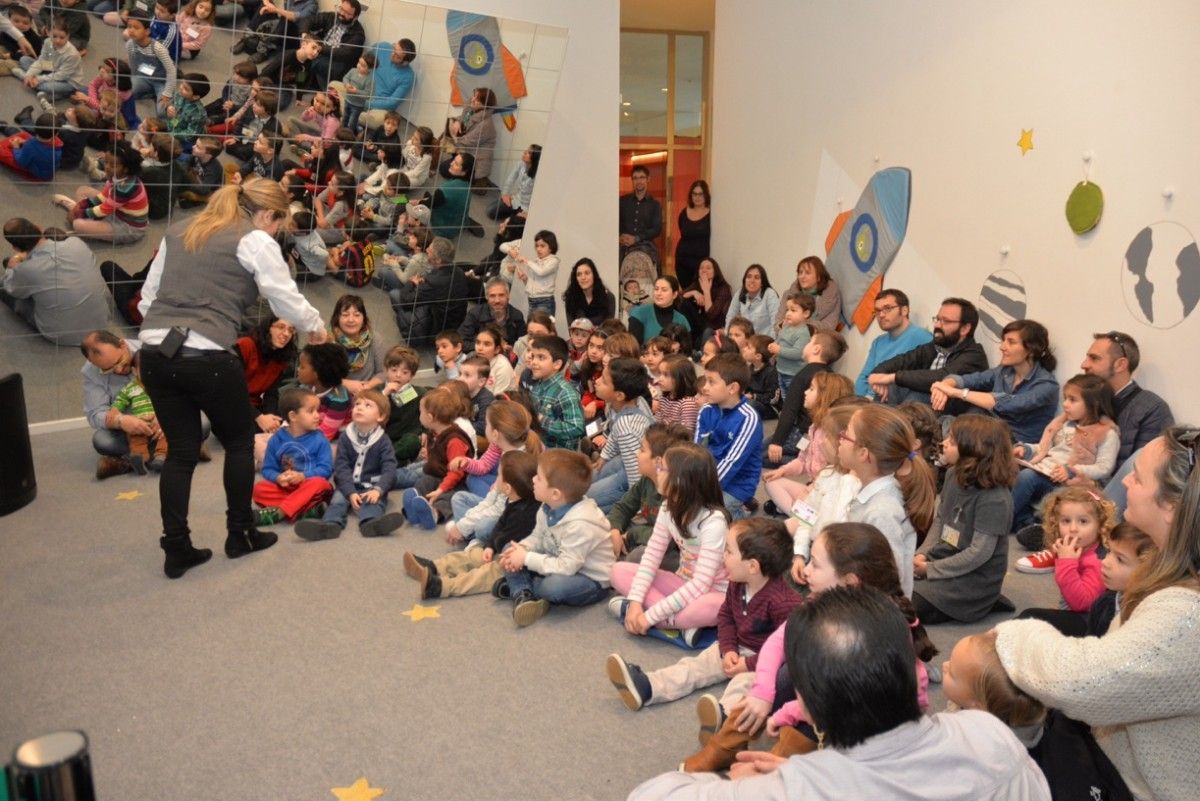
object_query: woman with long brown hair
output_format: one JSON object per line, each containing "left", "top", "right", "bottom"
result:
{"left": 138, "top": 178, "right": 327, "bottom": 579}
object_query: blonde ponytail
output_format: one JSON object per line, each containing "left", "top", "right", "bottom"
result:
{"left": 181, "top": 177, "right": 290, "bottom": 252}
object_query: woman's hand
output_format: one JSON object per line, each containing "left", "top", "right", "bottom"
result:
{"left": 256, "top": 413, "right": 282, "bottom": 433}
{"left": 929, "top": 380, "right": 954, "bottom": 411}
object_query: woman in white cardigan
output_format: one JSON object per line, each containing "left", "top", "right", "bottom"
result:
{"left": 995, "top": 426, "right": 1200, "bottom": 801}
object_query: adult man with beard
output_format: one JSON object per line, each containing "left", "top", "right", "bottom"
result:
{"left": 867, "top": 297, "right": 989, "bottom": 411}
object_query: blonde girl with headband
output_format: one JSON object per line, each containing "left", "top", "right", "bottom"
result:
{"left": 838, "top": 404, "right": 936, "bottom": 596}
{"left": 1020, "top": 486, "right": 1116, "bottom": 614}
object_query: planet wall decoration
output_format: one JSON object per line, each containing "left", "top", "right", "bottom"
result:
{"left": 977, "top": 270, "right": 1027, "bottom": 342}
{"left": 1121, "top": 222, "right": 1200, "bottom": 329}
{"left": 1065, "top": 181, "right": 1104, "bottom": 234}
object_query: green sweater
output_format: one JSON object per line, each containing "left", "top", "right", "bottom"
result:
{"left": 607, "top": 476, "right": 663, "bottom": 549}
{"left": 112, "top": 378, "right": 155, "bottom": 418}
{"left": 385, "top": 383, "right": 428, "bottom": 463}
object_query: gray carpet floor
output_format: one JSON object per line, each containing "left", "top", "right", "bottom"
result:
{"left": 0, "top": 427, "right": 1060, "bottom": 800}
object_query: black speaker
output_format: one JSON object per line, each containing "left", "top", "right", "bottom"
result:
{"left": 0, "top": 373, "right": 37, "bottom": 516}
{"left": 6, "top": 730, "right": 96, "bottom": 801}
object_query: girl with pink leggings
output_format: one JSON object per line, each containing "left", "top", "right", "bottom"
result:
{"left": 611, "top": 442, "right": 730, "bottom": 633}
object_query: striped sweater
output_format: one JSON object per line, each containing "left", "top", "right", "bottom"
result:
{"left": 654, "top": 394, "right": 699, "bottom": 434}
{"left": 81, "top": 177, "right": 149, "bottom": 229}
{"left": 125, "top": 37, "right": 177, "bottom": 98}
{"left": 600, "top": 397, "right": 654, "bottom": 482}
{"left": 628, "top": 505, "right": 729, "bottom": 626}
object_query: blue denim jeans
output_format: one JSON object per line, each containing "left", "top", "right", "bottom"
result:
{"left": 723, "top": 491, "right": 750, "bottom": 521}
{"left": 130, "top": 76, "right": 168, "bottom": 106}
{"left": 394, "top": 462, "right": 426, "bottom": 489}
{"left": 504, "top": 567, "right": 609, "bottom": 607}
{"left": 465, "top": 471, "right": 495, "bottom": 497}
{"left": 1012, "top": 468, "right": 1057, "bottom": 530}
{"left": 586, "top": 457, "right": 628, "bottom": 513}
{"left": 323, "top": 490, "right": 384, "bottom": 528}
{"left": 527, "top": 295, "right": 556, "bottom": 318}
{"left": 450, "top": 490, "right": 498, "bottom": 544}
{"left": 778, "top": 372, "right": 794, "bottom": 398}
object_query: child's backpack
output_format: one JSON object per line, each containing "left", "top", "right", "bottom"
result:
{"left": 338, "top": 240, "right": 376, "bottom": 288}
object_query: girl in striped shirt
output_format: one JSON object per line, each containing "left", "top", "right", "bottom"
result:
{"left": 655, "top": 354, "right": 699, "bottom": 434}
{"left": 610, "top": 442, "right": 731, "bottom": 635}
{"left": 54, "top": 140, "right": 148, "bottom": 243}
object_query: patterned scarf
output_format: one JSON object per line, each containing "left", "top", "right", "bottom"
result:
{"left": 336, "top": 328, "right": 372, "bottom": 373}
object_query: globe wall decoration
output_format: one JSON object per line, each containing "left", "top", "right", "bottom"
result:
{"left": 977, "top": 270, "right": 1028, "bottom": 342}
{"left": 1065, "top": 181, "right": 1104, "bottom": 234}
{"left": 1121, "top": 222, "right": 1200, "bottom": 329}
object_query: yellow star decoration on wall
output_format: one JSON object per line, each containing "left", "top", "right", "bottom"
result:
{"left": 115, "top": 490, "right": 143, "bottom": 501}
{"left": 401, "top": 604, "right": 441, "bottom": 622}
{"left": 331, "top": 778, "right": 384, "bottom": 801}
{"left": 1017, "top": 129, "right": 1034, "bottom": 155}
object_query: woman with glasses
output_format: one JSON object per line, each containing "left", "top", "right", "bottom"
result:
{"left": 994, "top": 425, "right": 1200, "bottom": 801}
{"left": 136, "top": 178, "right": 328, "bottom": 579}
{"left": 673, "top": 179, "right": 711, "bottom": 290}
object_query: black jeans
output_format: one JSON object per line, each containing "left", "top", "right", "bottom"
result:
{"left": 140, "top": 348, "right": 256, "bottom": 538}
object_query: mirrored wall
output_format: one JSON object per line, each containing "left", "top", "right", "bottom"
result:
{"left": 0, "top": 1, "right": 566, "bottom": 422}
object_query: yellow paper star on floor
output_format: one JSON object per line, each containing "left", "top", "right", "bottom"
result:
{"left": 1017, "top": 128, "right": 1034, "bottom": 155}
{"left": 401, "top": 604, "right": 441, "bottom": 622}
{"left": 331, "top": 778, "right": 383, "bottom": 801}
{"left": 115, "top": 490, "right": 142, "bottom": 501}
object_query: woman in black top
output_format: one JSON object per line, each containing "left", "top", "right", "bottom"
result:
{"left": 679, "top": 256, "right": 732, "bottom": 344}
{"left": 562, "top": 257, "right": 616, "bottom": 326}
{"left": 674, "top": 179, "right": 711, "bottom": 290}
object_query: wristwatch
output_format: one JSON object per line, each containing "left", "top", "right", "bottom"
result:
{"left": 961, "top": 387, "right": 969, "bottom": 400}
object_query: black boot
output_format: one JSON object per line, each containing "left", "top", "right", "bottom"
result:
{"left": 160, "top": 534, "right": 212, "bottom": 579}
{"left": 224, "top": 527, "right": 278, "bottom": 558}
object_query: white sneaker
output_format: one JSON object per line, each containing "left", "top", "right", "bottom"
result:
{"left": 36, "top": 91, "right": 54, "bottom": 113}
{"left": 607, "top": 595, "right": 627, "bottom": 620}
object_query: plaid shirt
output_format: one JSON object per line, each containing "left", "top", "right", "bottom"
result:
{"left": 530, "top": 373, "right": 585, "bottom": 449}
{"left": 167, "top": 96, "right": 207, "bottom": 142}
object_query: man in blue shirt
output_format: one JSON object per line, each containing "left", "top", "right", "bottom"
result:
{"left": 854, "top": 288, "right": 933, "bottom": 397}
{"left": 355, "top": 39, "right": 417, "bottom": 134}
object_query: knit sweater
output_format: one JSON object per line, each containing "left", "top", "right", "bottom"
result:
{"left": 601, "top": 397, "right": 654, "bottom": 483}
{"left": 111, "top": 378, "right": 155, "bottom": 418}
{"left": 628, "top": 506, "right": 730, "bottom": 626}
{"left": 261, "top": 426, "right": 333, "bottom": 482}
{"left": 776, "top": 425, "right": 830, "bottom": 480}
{"left": 519, "top": 498, "right": 615, "bottom": 584}
{"left": 25, "top": 38, "right": 85, "bottom": 88}
{"left": 1021, "top": 415, "right": 1120, "bottom": 481}
{"left": 996, "top": 586, "right": 1200, "bottom": 801}
{"left": 716, "top": 577, "right": 804, "bottom": 671}
{"left": 331, "top": 425, "right": 397, "bottom": 497}
{"left": 774, "top": 322, "right": 811, "bottom": 377}
{"left": 80, "top": 177, "right": 148, "bottom": 229}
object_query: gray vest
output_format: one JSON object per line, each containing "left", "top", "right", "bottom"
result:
{"left": 141, "top": 222, "right": 261, "bottom": 348}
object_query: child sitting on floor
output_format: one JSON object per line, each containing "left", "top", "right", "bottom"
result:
{"left": 606, "top": 517, "right": 803, "bottom": 714}
{"left": 252, "top": 387, "right": 333, "bottom": 526}
{"left": 608, "top": 423, "right": 692, "bottom": 561}
{"left": 295, "top": 390, "right": 403, "bottom": 540}
{"left": 403, "top": 450, "right": 541, "bottom": 600}
{"left": 526, "top": 334, "right": 586, "bottom": 450}
{"left": 382, "top": 345, "right": 427, "bottom": 465}
{"left": 396, "top": 386, "right": 473, "bottom": 530}
{"left": 494, "top": 448, "right": 617, "bottom": 627}
{"left": 109, "top": 350, "right": 166, "bottom": 474}
{"left": 296, "top": 342, "right": 351, "bottom": 441}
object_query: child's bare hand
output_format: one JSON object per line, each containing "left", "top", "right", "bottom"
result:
{"left": 447, "top": 456, "right": 469, "bottom": 470}
{"left": 349, "top": 492, "right": 362, "bottom": 510}
{"left": 721, "top": 651, "right": 743, "bottom": 676}
{"left": 765, "top": 716, "right": 782, "bottom": 738}
{"left": 481, "top": 547, "right": 494, "bottom": 562}
{"left": 362, "top": 489, "right": 381, "bottom": 505}
{"left": 1054, "top": 534, "right": 1082, "bottom": 560}
{"left": 444, "top": 525, "right": 462, "bottom": 545}
{"left": 913, "top": 553, "right": 928, "bottom": 579}
{"left": 609, "top": 529, "right": 625, "bottom": 558}
{"left": 790, "top": 555, "right": 808, "bottom": 585}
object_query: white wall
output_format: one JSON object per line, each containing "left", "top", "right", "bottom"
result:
{"left": 358, "top": 0, "right": 620, "bottom": 313}
{"left": 712, "top": 0, "right": 1200, "bottom": 421}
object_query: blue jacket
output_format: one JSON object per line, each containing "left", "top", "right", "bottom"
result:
{"left": 12, "top": 135, "right": 63, "bottom": 181}
{"left": 332, "top": 426, "right": 398, "bottom": 497}
{"left": 695, "top": 398, "right": 763, "bottom": 503}
{"left": 262, "top": 427, "right": 333, "bottom": 483}
{"left": 367, "top": 41, "right": 416, "bottom": 111}
{"left": 949, "top": 363, "right": 1060, "bottom": 444}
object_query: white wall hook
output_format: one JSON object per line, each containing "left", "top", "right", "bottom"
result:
{"left": 999, "top": 245, "right": 1011, "bottom": 256}
{"left": 1163, "top": 186, "right": 1175, "bottom": 199}
{"left": 1082, "top": 150, "right": 1094, "bottom": 163}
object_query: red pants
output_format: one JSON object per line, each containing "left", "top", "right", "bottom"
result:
{"left": 252, "top": 476, "right": 333, "bottom": 520}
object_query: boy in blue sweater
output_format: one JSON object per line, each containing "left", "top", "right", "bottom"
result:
{"left": 295, "top": 389, "right": 404, "bottom": 540}
{"left": 252, "top": 388, "right": 334, "bottom": 525}
{"left": 695, "top": 353, "right": 763, "bottom": 519}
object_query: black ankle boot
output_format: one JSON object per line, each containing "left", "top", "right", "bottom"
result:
{"left": 224, "top": 527, "right": 279, "bottom": 558}
{"left": 160, "top": 534, "right": 212, "bottom": 579}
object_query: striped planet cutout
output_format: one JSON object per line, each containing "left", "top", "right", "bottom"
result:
{"left": 977, "top": 270, "right": 1027, "bottom": 341}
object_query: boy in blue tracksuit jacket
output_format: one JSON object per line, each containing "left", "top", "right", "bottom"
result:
{"left": 694, "top": 353, "right": 763, "bottom": 518}
{"left": 295, "top": 390, "right": 405, "bottom": 540}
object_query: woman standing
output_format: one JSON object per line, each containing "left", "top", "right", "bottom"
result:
{"left": 562, "top": 257, "right": 615, "bottom": 326}
{"left": 679, "top": 256, "right": 731, "bottom": 344}
{"left": 779, "top": 255, "right": 842, "bottom": 329}
{"left": 628, "top": 276, "right": 690, "bottom": 345}
{"left": 724, "top": 263, "right": 779, "bottom": 336}
{"left": 674, "top": 179, "right": 711, "bottom": 290}
{"left": 138, "top": 178, "right": 326, "bottom": 579}
{"left": 996, "top": 426, "right": 1200, "bottom": 801}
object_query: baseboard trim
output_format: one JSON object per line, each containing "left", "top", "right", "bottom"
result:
{"left": 30, "top": 417, "right": 90, "bottom": 435}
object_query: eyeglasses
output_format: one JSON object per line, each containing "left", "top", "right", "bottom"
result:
{"left": 99, "top": 352, "right": 131, "bottom": 375}
{"left": 874, "top": 305, "right": 899, "bottom": 316}
{"left": 838, "top": 431, "right": 857, "bottom": 445}
{"left": 1101, "top": 331, "right": 1130, "bottom": 362}
{"left": 932, "top": 316, "right": 961, "bottom": 325}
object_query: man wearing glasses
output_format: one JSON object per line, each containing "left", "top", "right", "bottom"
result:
{"left": 853, "top": 288, "right": 933, "bottom": 398}
{"left": 866, "top": 297, "right": 989, "bottom": 409}
{"left": 80, "top": 330, "right": 209, "bottom": 479}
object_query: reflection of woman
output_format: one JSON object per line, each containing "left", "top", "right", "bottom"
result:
{"left": 724, "top": 263, "right": 779, "bottom": 335}
{"left": 679, "top": 257, "right": 731, "bottom": 343}
{"left": 445, "top": 87, "right": 497, "bottom": 181}
{"left": 428, "top": 152, "right": 474, "bottom": 238}
{"left": 779, "top": 255, "right": 842, "bottom": 329}
{"left": 628, "top": 276, "right": 690, "bottom": 345}
{"left": 236, "top": 314, "right": 297, "bottom": 433}
{"left": 562, "top": 257, "right": 615, "bottom": 327}
{"left": 53, "top": 141, "right": 148, "bottom": 244}
{"left": 996, "top": 426, "right": 1200, "bottom": 801}
{"left": 489, "top": 144, "right": 541, "bottom": 227}
{"left": 138, "top": 179, "right": 326, "bottom": 579}
{"left": 674, "top": 179, "right": 711, "bottom": 290}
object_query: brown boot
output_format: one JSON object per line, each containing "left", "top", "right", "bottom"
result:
{"left": 680, "top": 716, "right": 751, "bottom": 773}
{"left": 770, "top": 725, "right": 818, "bottom": 757}
{"left": 96, "top": 455, "right": 133, "bottom": 480}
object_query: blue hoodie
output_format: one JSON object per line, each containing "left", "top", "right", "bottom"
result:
{"left": 367, "top": 41, "right": 416, "bottom": 111}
